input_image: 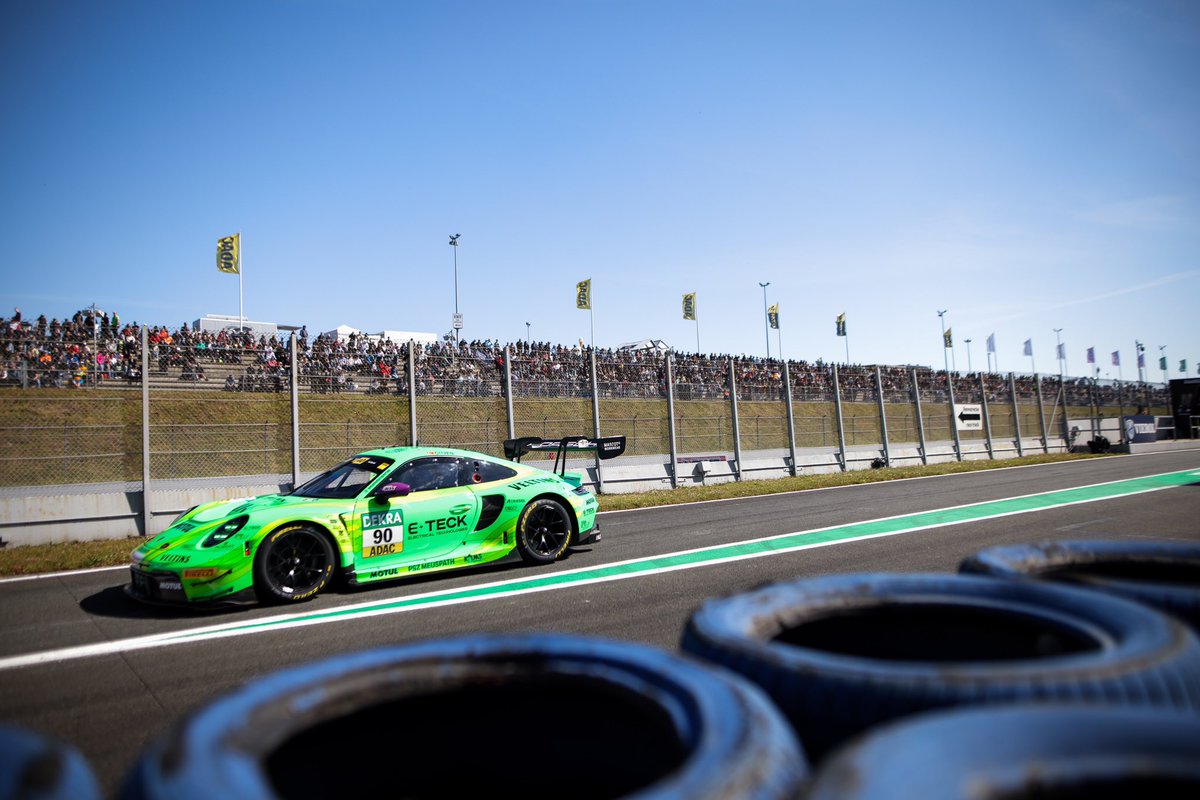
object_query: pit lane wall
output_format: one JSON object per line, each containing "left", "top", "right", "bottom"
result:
{"left": 0, "top": 437, "right": 1075, "bottom": 547}
{"left": 0, "top": 338, "right": 1175, "bottom": 547}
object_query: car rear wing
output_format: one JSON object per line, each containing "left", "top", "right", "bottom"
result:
{"left": 503, "top": 435, "right": 627, "bottom": 477}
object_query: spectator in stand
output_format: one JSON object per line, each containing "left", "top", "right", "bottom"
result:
{"left": 0, "top": 307, "right": 1172, "bottom": 409}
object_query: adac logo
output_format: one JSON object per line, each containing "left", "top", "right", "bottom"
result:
{"left": 217, "top": 236, "right": 239, "bottom": 274}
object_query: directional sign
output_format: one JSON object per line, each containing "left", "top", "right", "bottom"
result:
{"left": 954, "top": 403, "right": 983, "bottom": 431}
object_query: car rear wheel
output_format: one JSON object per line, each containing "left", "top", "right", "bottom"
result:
{"left": 516, "top": 498, "right": 572, "bottom": 564}
{"left": 254, "top": 524, "right": 335, "bottom": 604}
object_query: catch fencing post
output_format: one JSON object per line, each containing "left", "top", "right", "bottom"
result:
{"left": 1034, "top": 374, "right": 1049, "bottom": 453}
{"left": 783, "top": 360, "right": 797, "bottom": 476}
{"left": 590, "top": 349, "right": 604, "bottom": 493}
{"left": 1059, "top": 381, "right": 1072, "bottom": 447}
{"left": 503, "top": 346, "right": 515, "bottom": 440}
{"left": 979, "top": 372, "right": 994, "bottom": 459}
{"left": 290, "top": 334, "right": 300, "bottom": 488}
{"left": 946, "top": 371, "right": 962, "bottom": 462}
{"left": 911, "top": 368, "right": 927, "bottom": 465}
{"left": 1117, "top": 382, "right": 1126, "bottom": 442}
{"left": 665, "top": 353, "right": 679, "bottom": 489}
{"left": 875, "top": 366, "right": 890, "bottom": 466}
{"left": 407, "top": 341, "right": 417, "bottom": 446}
{"left": 833, "top": 364, "right": 848, "bottom": 471}
{"left": 728, "top": 358, "right": 742, "bottom": 480}
{"left": 141, "top": 325, "right": 151, "bottom": 537}
{"left": 1009, "top": 373, "right": 1024, "bottom": 457}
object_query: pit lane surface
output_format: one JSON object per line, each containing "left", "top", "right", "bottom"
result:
{"left": 1, "top": 451, "right": 1197, "bottom": 792}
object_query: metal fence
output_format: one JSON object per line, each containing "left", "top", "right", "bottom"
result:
{"left": 0, "top": 330, "right": 1176, "bottom": 498}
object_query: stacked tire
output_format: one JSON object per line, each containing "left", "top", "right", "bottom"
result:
{"left": 806, "top": 705, "right": 1200, "bottom": 800}
{"left": 678, "top": 538, "right": 1200, "bottom": 796}
{"left": 960, "top": 539, "right": 1200, "bottom": 632}
{"left": 0, "top": 725, "right": 100, "bottom": 800}
{"left": 122, "top": 634, "right": 808, "bottom": 800}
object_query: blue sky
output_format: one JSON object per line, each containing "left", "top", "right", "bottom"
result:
{"left": 2, "top": 0, "right": 1197, "bottom": 379}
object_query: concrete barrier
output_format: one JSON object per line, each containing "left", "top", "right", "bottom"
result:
{"left": 0, "top": 436, "right": 1111, "bottom": 547}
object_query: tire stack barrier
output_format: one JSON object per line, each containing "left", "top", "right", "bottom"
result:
{"left": 680, "top": 571, "right": 1200, "bottom": 762}
{"left": 0, "top": 724, "right": 100, "bottom": 800}
{"left": 960, "top": 539, "right": 1200, "bottom": 632}
{"left": 34, "top": 539, "right": 1200, "bottom": 797}
{"left": 120, "top": 634, "right": 809, "bottom": 800}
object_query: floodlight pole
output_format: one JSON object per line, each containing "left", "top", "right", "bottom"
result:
{"left": 759, "top": 282, "right": 771, "bottom": 358}
{"left": 449, "top": 234, "right": 461, "bottom": 342}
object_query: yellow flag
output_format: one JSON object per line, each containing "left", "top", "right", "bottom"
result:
{"left": 768, "top": 303, "right": 779, "bottom": 330}
{"left": 682, "top": 293, "right": 696, "bottom": 321}
{"left": 217, "top": 234, "right": 240, "bottom": 274}
{"left": 576, "top": 279, "right": 591, "bottom": 310}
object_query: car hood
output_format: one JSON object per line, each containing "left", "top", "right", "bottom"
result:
{"left": 134, "top": 493, "right": 337, "bottom": 566}
{"left": 187, "top": 493, "right": 300, "bottom": 522}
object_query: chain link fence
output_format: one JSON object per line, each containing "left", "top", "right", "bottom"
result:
{"left": 0, "top": 392, "right": 140, "bottom": 487}
{"left": 735, "top": 360, "right": 790, "bottom": 453}
{"left": 596, "top": 354, "right": 670, "bottom": 458}
{"left": 147, "top": 341, "right": 293, "bottom": 481}
{"left": 0, "top": 327, "right": 1179, "bottom": 492}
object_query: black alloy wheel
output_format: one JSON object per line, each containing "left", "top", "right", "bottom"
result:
{"left": 516, "top": 499, "right": 573, "bottom": 564}
{"left": 255, "top": 525, "right": 335, "bottom": 603}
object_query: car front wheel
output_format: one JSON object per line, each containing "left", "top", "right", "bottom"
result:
{"left": 254, "top": 524, "right": 335, "bottom": 603}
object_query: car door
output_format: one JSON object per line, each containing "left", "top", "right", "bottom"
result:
{"left": 352, "top": 456, "right": 481, "bottom": 570}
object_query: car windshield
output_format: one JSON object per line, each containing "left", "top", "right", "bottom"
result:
{"left": 290, "top": 455, "right": 395, "bottom": 499}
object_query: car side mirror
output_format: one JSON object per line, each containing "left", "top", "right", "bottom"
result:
{"left": 376, "top": 482, "right": 411, "bottom": 499}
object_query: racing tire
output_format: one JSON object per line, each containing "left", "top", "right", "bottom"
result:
{"left": 120, "top": 634, "right": 809, "bottom": 799}
{"left": 515, "top": 498, "right": 573, "bottom": 564}
{"left": 0, "top": 724, "right": 101, "bottom": 800}
{"left": 960, "top": 539, "right": 1200, "bottom": 632}
{"left": 807, "top": 704, "right": 1200, "bottom": 800}
{"left": 680, "top": 572, "right": 1200, "bottom": 761}
{"left": 252, "top": 524, "right": 335, "bottom": 604}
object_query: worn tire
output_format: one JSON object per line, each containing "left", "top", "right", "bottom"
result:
{"left": 0, "top": 724, "right": 100, "bottom": 800}
{"left": 961, "top": 539, "right": 1200, "bottom": 632}
{"left": 515, "top": 498, "right": 573, "bottom": 564}
{"left": 120, "top": 634, "right": 808, "bottom": 799}
{"left": 680, "top": 572, "right": 1200, "bottom": 760}
{"left": 252, "top": 524, "right": 335, "bottom": 604}
{"left": 808, "top": 705, "right": 1200, "bottom": 800}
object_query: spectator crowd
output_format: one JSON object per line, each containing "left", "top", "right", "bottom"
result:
{"left": 1, "top": 307, "right": 1168, "bottom": 409}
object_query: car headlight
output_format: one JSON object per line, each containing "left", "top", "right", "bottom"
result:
{"left": 201, "top": 515, "right": 249, "bottom": 547}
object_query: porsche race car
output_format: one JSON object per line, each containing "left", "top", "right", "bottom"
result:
{"left": 128, "top": 436, "right": 624, "bottom": 606}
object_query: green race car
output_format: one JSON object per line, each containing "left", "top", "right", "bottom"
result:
{"left": 128, "top": 436, "right": 624, "bottom": 606}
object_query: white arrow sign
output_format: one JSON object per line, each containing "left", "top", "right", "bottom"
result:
{"left": 954, "top": 403, "right": 983, "bottom": 431}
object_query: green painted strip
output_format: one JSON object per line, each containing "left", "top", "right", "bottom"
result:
{"left": 169, "top": 467, "right": 1200, "bottom": 642}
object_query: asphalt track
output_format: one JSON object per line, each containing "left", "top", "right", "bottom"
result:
{"left": 1, "top": 451, "right": 1198, "bottom": 793}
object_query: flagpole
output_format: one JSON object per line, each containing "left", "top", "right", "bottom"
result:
{"left": 238, "top": 231, "right": 245, "bottom": 331}
{"left": 589, "top": 306, "right": 595, "bottom": 350}
{"left": 695, "top": 317, "right": 700, "bottom": 354}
